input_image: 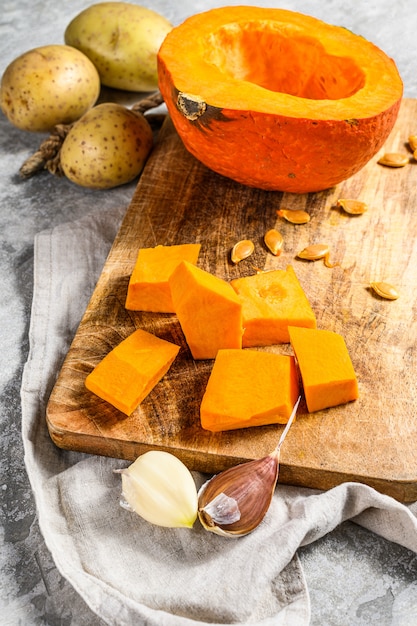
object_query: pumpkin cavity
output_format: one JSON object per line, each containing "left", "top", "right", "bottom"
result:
{"left": 205, "top": 24, "right": 365, "bottom": 100}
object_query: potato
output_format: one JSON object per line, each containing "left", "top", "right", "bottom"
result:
{"left": 64, "top": 2, "right": 172, "bottom": 92}
{"left": 60, "top": 103, "right": 153, "bottom": 189}
{"left": 0, "top": 45, "right": 100, "bottom": 132}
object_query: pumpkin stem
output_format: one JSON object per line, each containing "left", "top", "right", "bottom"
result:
{"left": 177, "top": 92, "right": 207, "bottom": 121}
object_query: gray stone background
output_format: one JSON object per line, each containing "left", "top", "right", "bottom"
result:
{"left": 1, "top": 1, "right": 417, "bottom": 624}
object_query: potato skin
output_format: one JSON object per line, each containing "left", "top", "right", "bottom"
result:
{"left": 65, "top": 2, "right": 172, "bottom": 92}
{"left": 0, "top": 45, "right": 100, "bottom": 132}
{"left": 60, "top": 103, "right": 153, "bottom": 189}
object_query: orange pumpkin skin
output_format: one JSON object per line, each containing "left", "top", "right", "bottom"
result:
{"left": 158, "top": 7, "right": 403, "bottom": 193}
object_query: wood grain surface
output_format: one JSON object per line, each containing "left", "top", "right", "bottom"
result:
{"left": 46, "top": 98, "right": 417, "bottom": 502}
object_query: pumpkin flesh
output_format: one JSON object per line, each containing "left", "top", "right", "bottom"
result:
{"left": 200, "top": 349, "right": 300, "bottom": 432}
{"left": 230, "top": 265, "right": 316, "bottom": 347}
{"left": 288, "top": 326, "right": 359, "bottom": 412}
{"left": 125, "top": 243, "right": 201, "bottom": 313}
{"left": 158, "top": 6, "right": 403, "bottom": 192}
{"left": 85, "top": 328, "right": 180, "bottom": 416}
{"left": 168, "top": 260, "right": 243, "bottom": 359}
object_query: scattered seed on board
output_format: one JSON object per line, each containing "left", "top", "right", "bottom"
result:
{"left": 370, "top": 281, "right": 399, "bottom": 300}
{"left": 336, "top": 199, "right": 368, "bottom": 215}
{"left": 408, "top": 135, "right": 417, "bottom": 152}
{"left": 231, "top": 239, "right": 255, "bottom": 264}
{"left": 264, "top": 229, "right": 284, "bottom": 256}
{"left": 297, "top": 243, "right": 338, "bottom": 268}
{"left": 276, "top": 208, "right": 310, "bottom": 224}
{"left": 377, "top": 153, "right": 410, "bottom": 167}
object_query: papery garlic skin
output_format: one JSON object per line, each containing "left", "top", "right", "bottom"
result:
{"left": 120, "top": 451, "right": 198, "bottom": 528}
{"left": 199, "top": 491, "right": 241, "bottom": 525}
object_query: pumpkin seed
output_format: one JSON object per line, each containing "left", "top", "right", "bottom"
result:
{"left": 377, "top": 152, "right": 410, "bottom": 167}
{"left": 370, "top": 281, "right": 399, "bottom": 300}
{"left": 409, "top": 135, "right": 417, "bottom": 152}
{"left": 336, "top": 198, "right": 368, "bottom": 215}
{"left": 277, "top": 208, "right": 310, "bottom": 224}
{"left": 264, "top": 229, "right": 283, "bottom": 256}
{"left": 231, "top": 239, "right": 254, "bottom": 264}
{"left": 297, "top": 243, "right": 338, "bottom": 268}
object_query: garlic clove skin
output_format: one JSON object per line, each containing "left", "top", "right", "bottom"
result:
{"left": 118, "top": 451, "right": 198, "bottom": 528}
{"left": 197, "top": 451, "right": 280, "bottom": 537}
{"left": 198, "top": 396, "right": 300, "bottom": 537}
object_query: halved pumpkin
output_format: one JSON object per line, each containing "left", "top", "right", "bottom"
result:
{"left": 158, "top": 6, "right": 403, "bottom": 193}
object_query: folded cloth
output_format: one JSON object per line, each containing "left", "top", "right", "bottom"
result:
{"left": 21, "top": 206, "right": 417, "bottom": 626}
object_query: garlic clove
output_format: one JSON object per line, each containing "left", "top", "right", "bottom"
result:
{"left": 198, "top": 453, "right": 279, "bottom": 536}
{"left": 117, "top": 450, "right": 198, "bottom": 528}
{"left": 198, "top": 396, "right": 301, "bottom": 537}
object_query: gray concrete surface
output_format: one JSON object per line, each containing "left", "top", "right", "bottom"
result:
{"left": 1, "top": 1, "right": 417, "bottom": 624}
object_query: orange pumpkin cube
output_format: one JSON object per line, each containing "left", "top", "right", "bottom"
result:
{"left": 125, "top": 243, "right": 201, "bottom": 312}
{"left": 230, "top": 266, "right": 316, "bottom": 347}
{"left": 85, "top": 328, "right": 180, "bottom": 415}
{"left": 288, "top": 326, "right": 358, "bottom": 412}
{"left": 169, "top": 261, "right": 243, "bottom": 359}
{"left": 200, "top": 348, "right": 300, "bottom": 431}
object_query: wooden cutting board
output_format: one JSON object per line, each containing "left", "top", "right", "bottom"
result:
{"left": 47, "top": 98, "right": 417, "bottom": 502}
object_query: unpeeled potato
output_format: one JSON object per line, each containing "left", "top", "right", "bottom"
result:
{"left": 60, "top": 103, "right": 153, "bottom": 189}
{"left": 0, "top": 45, "right": 100, "bottom": 132}
{"left": 65, "top": 2, "right": 172, "bottom": 92}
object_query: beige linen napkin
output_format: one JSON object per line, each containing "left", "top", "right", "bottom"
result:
{"left": 21, "top": 206, "right": 417, "bottom": 625}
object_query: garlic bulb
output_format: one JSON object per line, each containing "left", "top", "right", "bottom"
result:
{"left": 117, "top": 451, "right": 198, "bottom": 528}
{"left": 198, "top": 396, "right": 301, "bottom": 537}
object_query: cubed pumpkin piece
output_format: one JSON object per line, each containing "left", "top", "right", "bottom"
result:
{"left": 125, "top": 243, "right": 201, "bottom": 312}
{"left": 288, "top": 326, "right": 358, "bottom": 412}
{"left": 230, "top": 265, "right": 316, "bottom": 347}
{"left": 200, "top": 349, "right": 300, "bottom": 431}
{"left": 168, "top": 261, "right": 243, "bottom": 359}
{"left": 85, "top": 328, "right": 180, "bottom": 415}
